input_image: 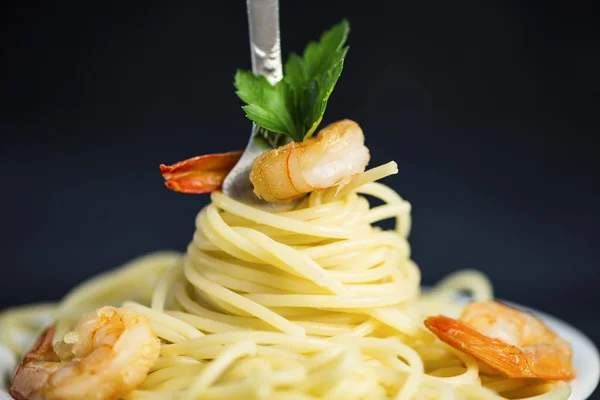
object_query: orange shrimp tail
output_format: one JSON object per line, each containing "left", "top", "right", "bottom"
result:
{"left": 425, "top": 316, "right": 536, "bottom": 379}
{"left": 11, "top": 326, "right": 60, "bottom": 400}
{"left": 160, "top": 151, "right": 242, "bottom": 194}
{"left": 424, "top": 316, "right": 575, "bottom": 381}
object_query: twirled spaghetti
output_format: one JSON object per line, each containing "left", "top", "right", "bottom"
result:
{"left": 0, "top": 162, "right": 571, "bottom": 399}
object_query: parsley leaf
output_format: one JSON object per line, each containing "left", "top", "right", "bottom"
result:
{"left": 234, "top": 20, "right": 350, "bottom": 142}
{"left": 234, "top": 71, "right": 295, "bottom": 136}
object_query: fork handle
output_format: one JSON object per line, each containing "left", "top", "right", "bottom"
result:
{"left": 246, "top": 0, "right": 283, "bottom": 85}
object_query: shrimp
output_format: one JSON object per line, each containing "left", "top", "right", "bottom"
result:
{"left": 250, "top": 119, "right": 370, "bottom": 202}
{"left": 160, "top": 151, "right": 243, "bottom": 194}
{"left": 10, "top": 306, "right": 160, "bottom": 400}
{"left": 159, "top": 120, "right": 370, "bottom": 203}
{"left": 424, "top": 301, "right": 576, "bottom": 381}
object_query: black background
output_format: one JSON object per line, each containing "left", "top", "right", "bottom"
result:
{"left": 1, "top": 0, "right": 598, "bottom": 384}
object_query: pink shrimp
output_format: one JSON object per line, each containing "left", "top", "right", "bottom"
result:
{"left": 424, "top": 301, "right": 576, "bottom": 381}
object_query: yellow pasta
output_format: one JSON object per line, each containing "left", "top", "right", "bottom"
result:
{"left": 0, "top": 162, "right": 570, "bottom": 399}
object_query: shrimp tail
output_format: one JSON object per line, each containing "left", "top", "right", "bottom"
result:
{"left": 10, "top": 326, "right": 60, "bottom": 400}
{"left": 160, "top": 151, "right": 242, "bottom": 194}
{"left": 424, "top": 316, "right": 538, "bottom": 379}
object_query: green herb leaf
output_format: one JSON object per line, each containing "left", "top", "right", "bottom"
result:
{"left": 233, "top": 20, "right": 350, "bottom": 142}
{"left": 234, "top": 70, "right": 296, "bottom": 136}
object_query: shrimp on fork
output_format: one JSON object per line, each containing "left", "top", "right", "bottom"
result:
{"left": 159, "top": 119, "right": 370, "bottom": 203}
{"left": 10, "top": 306, "right": 160, "bottom": 400}
{"left": 424, "top": 301, "right": 576, "bottom": 381}
{"left": 249, "top": 119, "right": 369, "bottom": 202}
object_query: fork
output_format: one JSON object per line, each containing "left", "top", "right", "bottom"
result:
{"left": 222, "top": 0, "right": 296, "bottom": 211}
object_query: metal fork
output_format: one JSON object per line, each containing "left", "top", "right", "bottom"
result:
{"left": 222, "top": 0, "right": 296, "bottom": 211}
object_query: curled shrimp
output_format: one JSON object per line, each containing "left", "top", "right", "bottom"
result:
{"left": 10, "top": 306, "right": 160, "bottom": 400}
{"left": 250, "top": 119, "right": 370, "bottom": 202}
{"left": 424, "top": 301, "right": 576, "bottom": 381}
{"left": 158, "top": 119, "right": 370, "bottom": 203}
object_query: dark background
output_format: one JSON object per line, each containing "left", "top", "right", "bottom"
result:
{"left": 1, "top": 0, "right": 598, "bottom": 376}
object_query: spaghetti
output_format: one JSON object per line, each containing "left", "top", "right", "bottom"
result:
{"left": 0, "top": 161, "right": 572, "bottom": 399}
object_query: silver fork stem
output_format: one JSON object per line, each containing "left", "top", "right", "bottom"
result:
{"left": 247, "top": 0, "right": 282, "bottom": 84}
{"left": 222, "top": 0, "right": 295, "bottom": 210}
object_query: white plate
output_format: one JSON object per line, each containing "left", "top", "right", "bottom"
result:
{"left": 0, "top": 302, "right": 598, "bottom": 399}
